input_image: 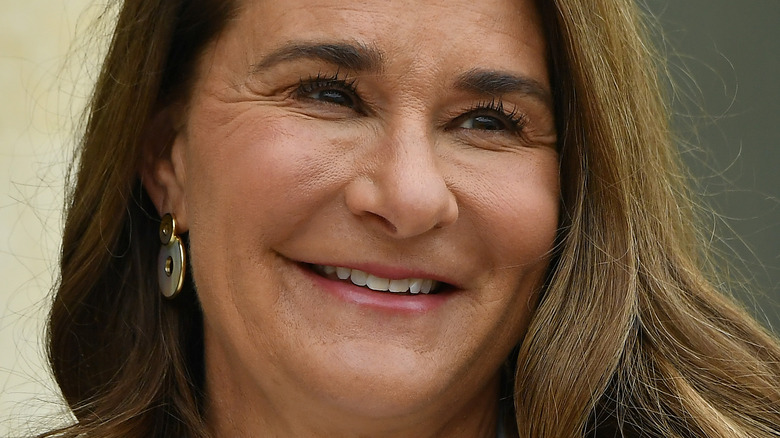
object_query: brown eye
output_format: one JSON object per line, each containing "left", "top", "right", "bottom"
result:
{"left": 296, "top": 73, "right": 362, "bottom": 112}
{"left": 451, "top": 110, "right": 526, "bottom": 134}
{"left": 456, "top": 114, "right": 507, "bottom": 131}
{"left": 449, "top": 99, "right": 527, "bottom": 134}
{"left": 305, "top": 88, "right": 356, "bottom": 108}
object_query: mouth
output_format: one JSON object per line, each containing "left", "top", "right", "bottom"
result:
{"left": 304, "top": 263, "right": 449, "bottom": 295}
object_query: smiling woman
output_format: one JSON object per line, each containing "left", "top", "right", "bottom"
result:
{"left": 38, "top": 0, "right": 780, "bottom": 437}
{"left": 146, "top": 1, "right": 557, "bottom": 435}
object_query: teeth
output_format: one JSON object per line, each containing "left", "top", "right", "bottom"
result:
{"left": 314, "top": 265, "right": 439, "bottom": 294}
{"left": 366, "top": 275, "right": 390, "bottom": 291}
{"left": 350, "top": 269, "right": 368, "bottom": 287}
{"left": 388, "top": 279, "right": 410, "bottom": 293}
{"left": 409, "top": 278, "right": 423, "bottom": 294}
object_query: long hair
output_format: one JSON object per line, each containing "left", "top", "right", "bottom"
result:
{"left": 43, "top": 0, "right": 780, "bottom": 437}
{"left": 517, "top": 1, "right": 780, "bottom": 436}
{"left": 42, "top": 0, "right": 234, "bottom": 436}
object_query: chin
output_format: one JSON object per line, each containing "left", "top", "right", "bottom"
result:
{"left": 301, "top": 341, "right": 469, "bottom": 419}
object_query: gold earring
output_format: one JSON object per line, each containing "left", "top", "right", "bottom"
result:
{"left": 157, "top": 213, "right": 186, "bottom": 299}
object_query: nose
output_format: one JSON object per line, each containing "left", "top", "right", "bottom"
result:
{"left": 344, "top": 129, "right": 459, "bottom": 239}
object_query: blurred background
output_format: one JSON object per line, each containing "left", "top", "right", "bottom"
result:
{"left": 1, "top": 0, "right": 778, "bottom": 434}
{"left": 643, "top": 0, "right": 780, "bottom": 329}
{"left": 1, "top": 0, "right": 97, "bottom": 433}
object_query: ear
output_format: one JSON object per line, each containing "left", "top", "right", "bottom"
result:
{"left": 140, "top": 107, "right": 189, "bottom": 232}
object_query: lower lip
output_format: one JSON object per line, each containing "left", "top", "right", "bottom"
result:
{"left": 297, "top": 264, "right": 451, "bottom": 314}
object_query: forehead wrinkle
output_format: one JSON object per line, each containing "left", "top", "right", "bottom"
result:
{"left": 250, "top": 40, "right": 385, "bottom": 74}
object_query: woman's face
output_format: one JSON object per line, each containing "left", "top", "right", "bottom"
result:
{"left": 156, "top": 0, "right": 558, "bottom": 433}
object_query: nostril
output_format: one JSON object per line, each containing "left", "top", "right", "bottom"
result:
{"left": 358, "top": 211, "right": 398, "bottom": 235}
{"left": 375, "top": 214, "right": 398, "bottom": 235}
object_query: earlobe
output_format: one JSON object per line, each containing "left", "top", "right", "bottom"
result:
{"left": 140, "top": 108, "right": 189, "bottom": 232}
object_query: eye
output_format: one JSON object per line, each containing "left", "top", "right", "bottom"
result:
{"left": 450, "top": 99, "right": 526, "bottom": 134}
{"left": 307, "top": 88, "right": 355, "bottom": 107}
{"left": 295, "top": 72, "right": 361, "bottom": 111}
{"left": 457, "top": 114, "right": 509, "bottom": 131}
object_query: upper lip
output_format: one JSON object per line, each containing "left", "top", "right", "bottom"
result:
{"left": 301, "top": 260, "right": 464, "bottom": 289}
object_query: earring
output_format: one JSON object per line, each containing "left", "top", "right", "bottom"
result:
{"left": 157, "top": 213, "right": 186, "bottom": 298}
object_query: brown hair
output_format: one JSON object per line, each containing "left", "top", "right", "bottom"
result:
{"left": 517, "top": 2, "right": 780, "bottom": 436}
{"left": 43, "top": 0, "right": 234, "bottom": 436}
{"left": 42, "top": 0, "right": 780, "bottom": 437}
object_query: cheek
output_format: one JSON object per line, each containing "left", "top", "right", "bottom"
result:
{"left": 457, "top": 151, "right": 560, "bottom": 266}
{"left": 489, "top": 159, "right": 559, "bottom": 338}
{"left": 182, "top": 112, "right": 359, "bottom": 242}
{"left": 180, "top": 113, "right": 360, "bottom": 344}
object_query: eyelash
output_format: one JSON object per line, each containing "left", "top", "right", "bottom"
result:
{"left": 294, "top": 73, "right": 527, "bottom": 133}
{"left": 461, "top": 98, "right": 527, "bottom": 133}
{"left": 295, "top": 72, "right": 362, "bottom": 110}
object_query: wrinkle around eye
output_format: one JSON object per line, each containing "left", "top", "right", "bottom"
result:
{"left": 200, "top": 89, "right": 373, "bottom": 134}
{"left": 190, "top": 89, "right": 314, "bottom": 133}
{"left": 209, "top": 80, "right": 329, "bottom": 113}
{"left": 238, "top": 81, "right": 367, "bottom": 121}
{"left": 204, "top": 76, "right": 290, "bottom": 105}
{"left": 447, "top": 125, "right": 557, "bottom": 154}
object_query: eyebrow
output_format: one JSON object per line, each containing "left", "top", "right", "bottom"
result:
{"left": 251, "top": 42, "right": 553, "bottom": 109}
{"left": 455, "top": 69, "right": 553, "bottom": 109}
{"left": 251, "top": 41, "right": 384, "bottom": 73}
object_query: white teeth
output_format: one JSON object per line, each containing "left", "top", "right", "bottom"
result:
{"left": 409, "top": 278, "right": 423, "bottom": 294}
{"left": 350, "top": 269, "right": 368, "bottom": 287}
{"left": 366, "top": 275, "right": 390, "bottom": 291}
{"left": 315, "top": 265, "right": 439, "bottom": 294}
{"left": 388, "top": 279, "right": 410, "bottom": 293}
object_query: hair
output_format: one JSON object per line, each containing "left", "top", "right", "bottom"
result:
{"left": 41, "top": 0, "right": 780, "bottom": 437}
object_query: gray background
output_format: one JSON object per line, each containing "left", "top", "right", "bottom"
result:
{"left": 645, "top": 0, "right": 780, "bottom": 332}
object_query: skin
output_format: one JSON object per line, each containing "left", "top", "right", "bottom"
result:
{"left": 145, "top": 0, "right": 559, "bottom": 436}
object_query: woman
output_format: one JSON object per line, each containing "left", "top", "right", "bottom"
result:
{"left": 43, "top": 0, "right": 780, "bottom": 436}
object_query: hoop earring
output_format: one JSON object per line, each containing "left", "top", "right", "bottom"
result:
{"left": 157, "top": 213, "right": 186, "bottom": 299}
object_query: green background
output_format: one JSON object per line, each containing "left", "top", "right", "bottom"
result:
{"left": 646, "top": 0, "right": 780, "bottom": 332}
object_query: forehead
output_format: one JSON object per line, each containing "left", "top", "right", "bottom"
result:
{"left": 224, "top": 0, "right": 549, "bottom": 82}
